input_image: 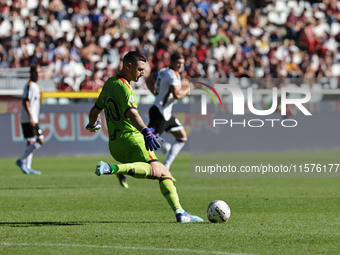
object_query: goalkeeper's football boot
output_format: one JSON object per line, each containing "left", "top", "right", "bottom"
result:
{"left": 176, "top": 211, "right": 204, "bottom": 223}
{"left": 95, "top": 161, "right": 112, "bottom": 176}
{"left": 117, "top": 174, "right": 129, "bottom": 188}
{"left": 15, "top": 159, "right": 30, "bottom": 174}
{"left": 29, "top": 168, "right": 41, "bottom": 175}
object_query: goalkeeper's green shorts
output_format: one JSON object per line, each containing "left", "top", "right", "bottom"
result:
{"left": 109, "top": 132, "right": 158, "bottom": 164}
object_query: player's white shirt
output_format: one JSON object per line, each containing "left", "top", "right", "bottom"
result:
{"left": 153, "top": 67, "right": 181, "bottom": 121}
{"left": 21, "top": 81, "right": 40, "bottom": 124}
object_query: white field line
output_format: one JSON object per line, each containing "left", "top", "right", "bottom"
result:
{"left": 0, "top": 242, "right": 254, "bottom": 255}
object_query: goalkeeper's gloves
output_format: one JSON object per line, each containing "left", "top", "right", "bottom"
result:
{"left": 141, "top": 127, "right": 165, "bottom": 151}
{"left": 86, "top": 121, "right": 101, "bottom": 132}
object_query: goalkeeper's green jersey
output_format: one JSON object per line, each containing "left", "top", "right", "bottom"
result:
{"left": 95, "top": 75, "right": 139, "bottom": 141}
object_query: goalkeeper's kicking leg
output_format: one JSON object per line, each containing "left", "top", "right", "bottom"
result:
{"left": 95, "top": 160, "right": 203, "bottom": 223}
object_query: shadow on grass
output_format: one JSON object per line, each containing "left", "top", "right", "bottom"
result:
{"left": 0, "top": 187, "right": 94, "bottom": 190}
{"left": 0, "top": 220, "right": 199, "bottom": 227}
{"left": 0, "top": 222, "right": 85, "bottom": 227}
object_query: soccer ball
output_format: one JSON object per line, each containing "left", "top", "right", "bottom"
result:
{"left": 206, "top": 200, "right": 231, "bottom": 223}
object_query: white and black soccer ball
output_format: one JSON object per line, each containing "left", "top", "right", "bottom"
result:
{"left": 206, "top": 200, "right": 231, "bottom": 223}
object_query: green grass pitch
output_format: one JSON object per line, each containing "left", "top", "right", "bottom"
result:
{"left": 0, "top": 152, "right": 339, "bottom": 255}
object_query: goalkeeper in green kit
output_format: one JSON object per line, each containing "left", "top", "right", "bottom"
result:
{"left": 86, "top": 51, "right": 203, "bottom": 223}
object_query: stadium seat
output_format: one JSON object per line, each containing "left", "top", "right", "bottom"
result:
{"left": 280, "top": 11, "right": 290, "bottom": 25}
{"left": 268, "top": 11, "right": 288, "bottom": 26}
{"left": 20, "top": 7, "right": 30, "bottom": 18}
{"left": 58, "top": 98, "right": 71, "bottom": 104}
{"left": 26, "top": 43, "right": 36, "bottom": 56}
{"left": 227, "top": 44, "right": 237, "bottom": 58}
{"left": 129, "top": 18, "right": 140, "bottom": 30}
{"left": 26, "top": 0, "right": 38, "bottom": 10}
{"left": 61, "top": 20, "right": 73, "bottom": 33}
{"left": 74, "top": 77, "right": 84, "bottom": 91}
{"left": 304, "top": 10, "right": 313, "bottom": 18}
{"left": 129, "top": 0, "right": 139, "bottom": 11}
{"left": 240, "top": 77, "right": 250, "bottom": 89}
{"left": 275, "top": 0, "right": 289, "bottom": 12}
{"left": 302, "top": 0, "right": 312, "bottom": 11}
{"left": 331, "top": 22, "right": 340, "bottom": 36}
{"left": 147, "top": 29, "right": 156, "bottom": 44}
{"left": 66, "top": 31, "right": 75, "bottom": 42}
{"left": 109, "top": 0, "right": 121, "bottom": 10}
{"left": 74, "top": 63, "right": 86, "bottom": 77}
{"left": 300, "top": 83, "right": 311, "bottom": 91}
{"left": 312, "top": 83, "right": 322, "bottom": 90}
{"left": 254, "top": 68, "right": 265, "bottom": 78}
{"left": 331, "top": 63, "right": 340, "bottom": 76}
{"left": 207, "top": 64, "right": 216, "bottom": 74}
{"left": 13, "top": 18, "right": 25, "bottom": 37}
{"left": 45, "top": 98, "right": 58, "bottom": 104}
{"left": 287, "top": 1, "right": 298, "bottom": 10}
{"left": 292, "top": 0, "right": 306, "bottom": 14}
{"left": 42, "top": 0, "right": 49, "bottom": 8}
{"left": 268, "top": 11, "right": 280, "bottom": 24}
{"left": 329, "top": 77, "right": 338, "bottom": 89}
{"left": 121, "top": 0, "right": 132, "bottom": 10}
{"left": 318, "top": 22, "right": 330, "bottom": 34}
{"left": 37, "top": 19, "right": 47, "bottom": 26}
{"left": 314, "top": 11, "right": 326, "bottom": 19}
{"left": 311, "top": 83, "right": 323, "bottom": 102}
{"left": 97, "top": 0, "right": 108, "bottom": 9}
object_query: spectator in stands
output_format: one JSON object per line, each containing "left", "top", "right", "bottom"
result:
{"left": 0, "top": 0, "right": 10, "bottom": 18}
{"left": 2, "top": 0, "right": 340, "bottom": 92}
{"left": 213, "top": 39, "right": 228, "bottom": 61}
{"left": 0, "top": 17, "right": 11, "bottom": 41}
{"left": 0, "top": 53, "right": 9, "bottom": 69}
{"left": 325, "top": 0, "right": 340, "bottom": 26}
{"left": 49, "top": 0, "right": 66, "bottom": 24}
{"left": 286, "top": 8, "right": 301, "bottom": 40}
{"left": 79, "top": 36, "right": 103, "bottom": 64}
{"left": 10, "top": 51, "right": 22, "bottom": 68}
{"left": 93, "top": 69, "right": 104, "bottom": 88}
{"left": 136, "top": 0, "right": 150, "bottom": 20}
{"left": 286, "top": 51, "right": 303, "bottom": 78}
{"left": 79, "top": 70, "right": 103, "bottom": 91}
{"left": 71, "top": 4, "right": 90, "bottom": 29}
{"left": 119, "top": 6, "right": 132, "bottom": 29}
{"left": 79, "top": 70, "right": 94, "bottom": 91}
{"left": 299, "top": 19, "right": 322, "bottom": 53}
{"left": 34, "top": 0, "right": 48, "bottom": 20}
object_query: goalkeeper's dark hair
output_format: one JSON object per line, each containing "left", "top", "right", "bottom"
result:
{"left": 30, "top": 64, "right": 39, "bottom": 82}
{"left": 123, "top": 51, "right": 146, "bottom": 67}
{"left": 170, "top": 51, "right": 184, "bottom": 62}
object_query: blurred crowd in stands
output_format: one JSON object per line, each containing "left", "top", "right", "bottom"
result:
{"left": 1, "top": 0, "right": 340, "bottom": 91}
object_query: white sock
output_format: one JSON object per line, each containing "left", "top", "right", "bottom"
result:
{"left": 164, "top": 139, "right": 186, "bottom": 170}
{"left": 20, "top": 142, "right": 41, "bottom": 162}
{"left": 26, "top": 153, "right": 33, "bottom": 169}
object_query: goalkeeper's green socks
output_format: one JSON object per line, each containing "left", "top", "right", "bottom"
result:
{"left": 159, "top": 176, "right": 184, "bottom": 214}
{"left": 107, "top": 164, "right": 185, "bottom": 214}
{"left": 109, "top": 162, "right": 152, "bottom": 178}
